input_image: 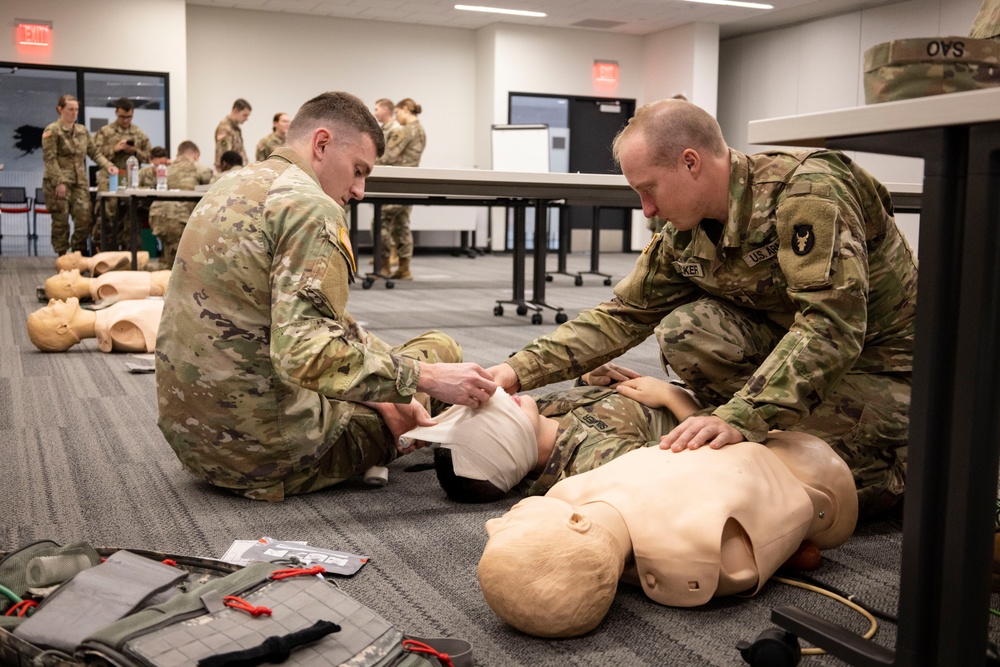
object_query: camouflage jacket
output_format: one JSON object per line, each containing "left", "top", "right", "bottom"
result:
{"left": 92, "top": 120, "right": 152, "bottom": 171}
{"left": 376, "top": 121, "right": 425, "bottom": 167}
{"left": 507, "top": 149, "right": 918, "bottom": 443}
{"left": 155, "top": 147, "right": 420, "bottom": 492}
{"left": 255, "top": 132, "right": 286, "bottom": 162}
{"left": 41, "top": 121, "right": 114, "bottom": 186}
{"left": 149, "top": 156, "right": 213, "bottom": 220}
{"left": 972, "top": 0, "right": 1000, "bottom": 39}
{"left": 214, "top": 116, "right": 247, "bottom": 170}
{"left": 526, "top": 386, "right": 678, "bottom": 495}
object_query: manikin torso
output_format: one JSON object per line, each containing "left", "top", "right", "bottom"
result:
{"left": 546, "top": 431, "right": 858, "bottom": 607}
{"left": 94, "top": 300, "right": 164, "bottom": 352}
{"left": 55, "top": 251, "right": 150, "bottom": 275}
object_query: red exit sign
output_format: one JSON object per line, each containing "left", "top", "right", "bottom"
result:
{"left": 17, "top": 22, "right": 52, "bottom": 47}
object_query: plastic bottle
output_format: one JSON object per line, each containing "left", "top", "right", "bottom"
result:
{"left": 126, "top": 155, "right": 139, "bottom": 189}
{"left": 155, "top": 163, "right": 168, "bottom": 191}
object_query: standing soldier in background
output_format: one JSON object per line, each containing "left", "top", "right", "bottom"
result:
{"left": 214, "top": 98, "right": 251, "bottom": 171}
{"left": 375, "top": 98, "right": 426, "bottom": 281}
{"left": 256, "top": 112, "right": 289, "bottom": 161}
{"left": 92, "top": 98, "right": 153, "bottom": 246}
{"left": 150, "top": 140, "right": 212, "bottom": 268}
{"left": 372, "top": 98, "right": 399, "bottom": 139}
{"left": 42, "top": 94, "right": 118, "bottom": 256}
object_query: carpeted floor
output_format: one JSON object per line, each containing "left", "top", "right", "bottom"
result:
{"left": 2, "top": 251, "right": 998, "bottom": 666}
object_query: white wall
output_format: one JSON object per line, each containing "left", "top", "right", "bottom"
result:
{"left": 643, "top": 22, "right": 720, "bottom": 116}
{"left": 0, "top": 0, "right": 189, "bottom": 152}
{"left": 718, "top": 0, "right": 983, "bottom": 186}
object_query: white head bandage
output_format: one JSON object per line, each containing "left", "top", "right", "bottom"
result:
{"left": 400, "top": 387, "right": 537, "bottom": 491}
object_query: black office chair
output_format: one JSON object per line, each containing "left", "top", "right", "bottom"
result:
{"left": 0, "top": 187, "right": 33, "bottom": 256}
{"left": 32, "top": 188, "right": 48, "bottom": 256}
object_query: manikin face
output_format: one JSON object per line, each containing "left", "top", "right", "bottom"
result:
{"left": 275, "top": 113, "right": 291, "bottom": 136}
{"left": 55, "top": 251, "right": 84, "bottom": 271}
{"left": 618, "top": 133, "right": 705, "bottom": 231}
{"left": 44, "top": 269, "right": 84, "bottom": 300}
{"left": 485, "top": 496, "right": 582, "bottom": 539}
{"left": 58, "top": 100, "right": 79, "bottom": 125}
{"left": 37, "top": 297, "right": 82, "bottom": 328}
{"left": 508, "top": 393, "right": 547, "bottom": 452}
{"left": 313, "top": 131, "right": 376, "bottom": 207}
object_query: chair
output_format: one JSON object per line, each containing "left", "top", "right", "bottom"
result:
{"left": 32, "top": 188, "right": 48, "bottom": 254}
{"left": 0, "top": 187, "right": 33, "bottom": 256}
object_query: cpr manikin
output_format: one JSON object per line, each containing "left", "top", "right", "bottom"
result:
{"left": 477, "top": 431, "right": 859, "bottom": 638}
{"left": 27, "top": 297, "right": 164, "bottom": 353}
{"left": 55, "top": 251, "right": 149, "bottom": 275}
{"left": 44, "top": 269, "right": 171, "bottom": 302}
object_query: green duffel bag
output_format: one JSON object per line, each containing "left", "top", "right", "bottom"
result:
{"left": 863, "top": 36, "right": 1000, "bottom": 104}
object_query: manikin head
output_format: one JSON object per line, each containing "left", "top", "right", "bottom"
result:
{"left": 27, "top": 297, "right": 85, "bottom": 352}
{"left": 479, "top": 496, "right": 624, "bottom": 637}
{"left": 402, "top": 388, "right": 554, "bottom": 502}
{"left": 44, "top": 269, "right": 88, "bottom": 300}
{"left": 55, "top": 251, "right": 85, "bottom": 272}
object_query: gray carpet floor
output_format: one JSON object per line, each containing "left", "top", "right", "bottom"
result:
{"left": 2, "top": 250, "right": 998, "bottom": 666}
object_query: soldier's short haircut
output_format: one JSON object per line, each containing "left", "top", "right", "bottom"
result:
{"left": 115, "top": 97, "right": 135, "bottom": 113}
{"left": 374, "top": 98, "right": 394, "bottom": 110}
{"left": 177, "top": 140, "right": 200, "bottom": 155}
{"left": 232, "top": 98, "right": 252, "bottom": 112}
{"left": 612, "top": 99, "right": 727, "bottom": 167}
{"left": 220, "top": 150, "right": 244, "bottom": 169}
{"left": 57, "top": 94, "right": 77, "bottom": 109}
{"left": 288, "top": 91, "right": 385, "bottom": 158}
{"left": 150, "top": 146, "right": 169, "bottom": 160}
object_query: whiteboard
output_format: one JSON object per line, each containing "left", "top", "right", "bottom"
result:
{"left": 491, "top": 124, "right": 549, "bottom": 172}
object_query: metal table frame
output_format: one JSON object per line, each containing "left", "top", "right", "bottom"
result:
{"left": 749, "top": 86, "right": 1000, "bottom": 667}
{"left": 98, "top": 188, "right": 204, "bottom": 270}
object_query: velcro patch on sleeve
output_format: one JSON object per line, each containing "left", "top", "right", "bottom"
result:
{"left": 777, "top": 197, "right": 836, "bottom": 289}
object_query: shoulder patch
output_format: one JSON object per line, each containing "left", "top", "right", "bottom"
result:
{"left": 216, "top": 133, "right": 227, "bottom": 141}
{"left": 42, "top": 130, "right": 52, "bottom": 139}
{"left": 339, "top": 226, "right": 356, "bottom": 273}
{"left": 787, "top": 181, "right": 813, "bottom": 196}
{"left": 777, "top": 197, "right": 836, "bottom": 289}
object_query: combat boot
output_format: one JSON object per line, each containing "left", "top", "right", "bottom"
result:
{"left": 391, "top": 257, "right": 413, "bottom": 280}
{"left": 374, "top": 249, "right": 393, "bottom": 278}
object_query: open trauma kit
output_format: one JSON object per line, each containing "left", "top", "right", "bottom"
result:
{"left": 0, "top": 541, "right": 471, "bottom": 667}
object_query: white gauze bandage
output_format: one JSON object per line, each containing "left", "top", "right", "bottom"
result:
{"left": 399, "top": 387, "right": 537, "bottom": 491}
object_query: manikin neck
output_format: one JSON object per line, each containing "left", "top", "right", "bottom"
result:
{"left": 68, "top": 307, "right": 98, "bottom": 340}
{"left": 581, "top": 500, "right": 633, "bottom": 564}
{"left": 74, "top": 279, "right": 92, "bottom": 300}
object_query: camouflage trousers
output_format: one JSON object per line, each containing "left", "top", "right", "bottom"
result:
{"left": 380, "top": 205, "right": 413, "bottom": 259}
{"left": 43, "top": 180, "right": 92, "bottom": 255}
{"left": 271, "top": 330, "right": 462, "bottom": 500}
{"left": 150, "top": 202, "right": 196, "bottom": 268}
{"left": 656, "top": 297, "right": 909, "bottom": 516}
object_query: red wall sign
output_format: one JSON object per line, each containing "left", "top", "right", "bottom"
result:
{"left": 593, "top": 61, "right": 619, "bottom": 85}
{"left": 17, "top": 22, "right": 52, "bottom": 47}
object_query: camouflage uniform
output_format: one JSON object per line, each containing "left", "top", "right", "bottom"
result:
{"left": 213, "top": 116, "right": 247, "bottom": 171}
{"left": 41, "top": 121, "right": 115, "bottom": 255}
{"left": 375, "top": 121, "right": 426, "bottom": 259}
{"left": 381, "top": 118, "right": 400, "bottom": 140}
{"left": 155, "top": 147, "right": 462, "bottom": 502}
{"left": 149, "top": 155, "right": 213, "bottom": 267}
{"left": 255, "top": 131, "right": 285, "bottom": 162}
{"left": 526, "top": 385, "right": 678, "bottom": 495}
{"left": 506, "top": 149, "right": 917, "bottom": 514}
{"left": 90, "top": 121, "right": 153, "bottom": 248}
{"left": 971, "top": 0, "right": 1000, "bottom": 39}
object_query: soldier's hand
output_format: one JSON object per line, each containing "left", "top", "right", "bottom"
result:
{"left": 418, "top": 362, "right": 497, "bottom": 408}
{"left": 366, "top": 399, "right": 435, "bottom": 454}
{"left": 55, "top": 184, "right": 67, "bottom": 199}
{"left": 486, "top": 363, "right": 520, "bottom": 394}
{"left": 582, "top": 362, "right": 641, "bottom": 387}
{"left": 659, "top": 415, "right": 743, "bottom": 452}
{"left": 114, "top": 139, "right": 133, "bottom": 152}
